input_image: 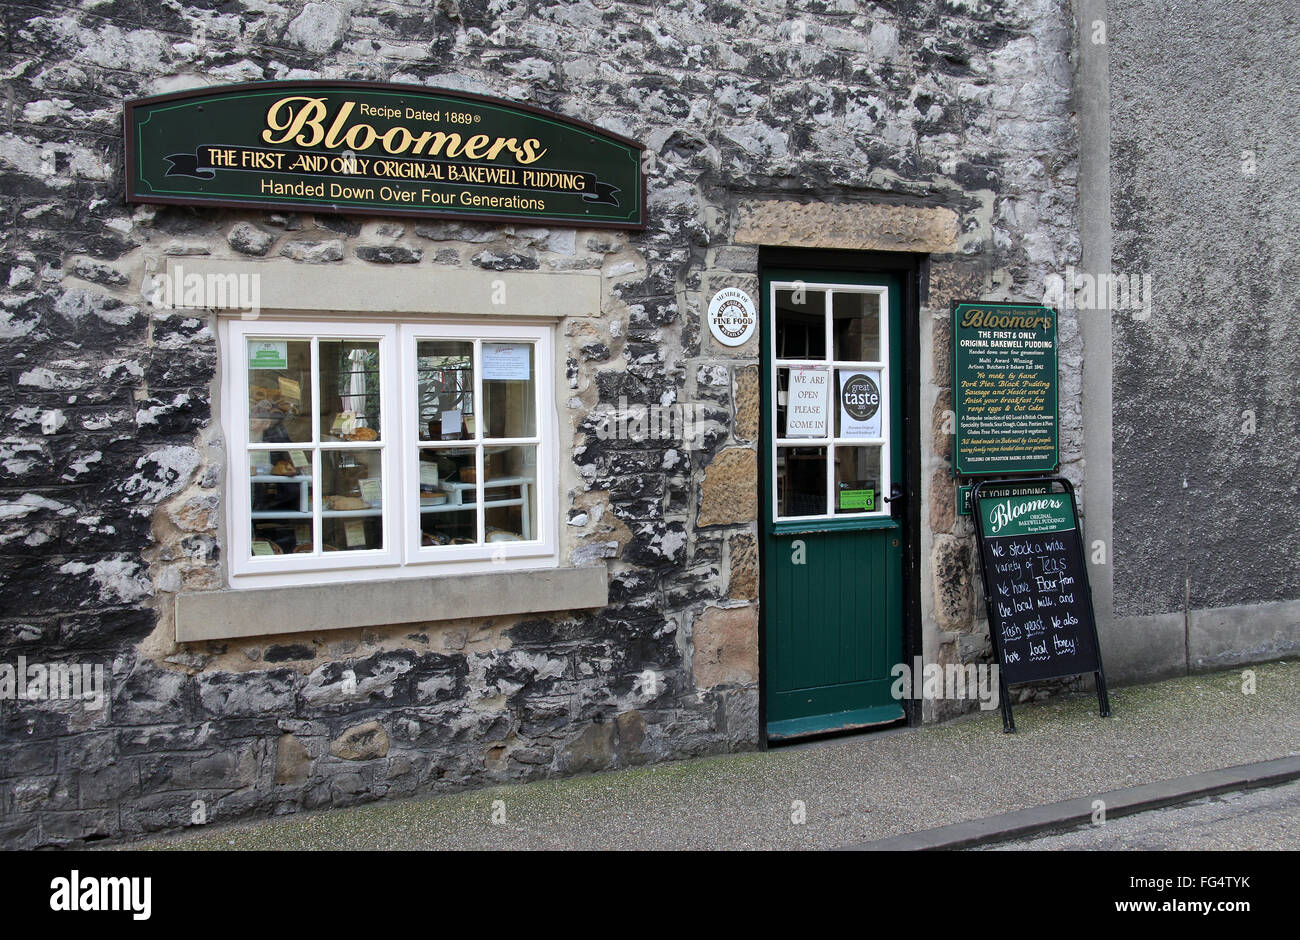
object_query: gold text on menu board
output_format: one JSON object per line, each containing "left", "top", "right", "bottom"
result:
{"left": 958, "top": 308, "right": 1053, "bottom": 330}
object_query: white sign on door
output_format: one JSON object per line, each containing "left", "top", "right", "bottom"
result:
{"left": 785, "top": 367, "right": 830, "bottom": 438}
{"left": 839, "top": 370, "right": 883, "bottom": 438}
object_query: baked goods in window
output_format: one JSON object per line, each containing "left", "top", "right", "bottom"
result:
{"left": 325, "top": 495, "right": 367, "bottom": 511}
{"left": 345, "top": 426, "right": 378, "bottom": 442}
{"left": 272, "top": 459, "right": 297, "bottom": 476}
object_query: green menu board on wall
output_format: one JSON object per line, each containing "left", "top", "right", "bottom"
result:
{"left": 952, "top": 301, "right": 1059, "bottom": 476}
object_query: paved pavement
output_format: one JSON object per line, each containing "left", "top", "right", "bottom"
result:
{"left": 979, "top": 778, "right": 1300, "bottom": 850}
{"left": 127, "top": 660, "right": 1300, "bottom": 850}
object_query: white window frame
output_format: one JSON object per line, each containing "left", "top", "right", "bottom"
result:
{"left": 769, "top": 281, "right": 892, "bottom": 523}
{"left": 401, "top": 322, "right": 556, "bottom": 567}
{"left": 221, "top": 318, "right": 557, "bottom": 590}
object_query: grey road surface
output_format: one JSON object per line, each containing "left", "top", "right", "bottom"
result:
{"left": 980, "top": 779, "right": 1300, "bottom": 850}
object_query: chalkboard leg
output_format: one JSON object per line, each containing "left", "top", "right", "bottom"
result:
{"left": 1000, "top": 676, "right": 1016, "bottom": 733}
{"left": 1095, "top": 670, "right": 1111, "bottom": 718}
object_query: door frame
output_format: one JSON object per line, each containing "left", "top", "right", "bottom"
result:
{"left": 756, "top": 247, "right": 927, "bottom": 748}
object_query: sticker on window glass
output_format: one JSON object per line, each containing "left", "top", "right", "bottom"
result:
{"left": 838, "top": 480, "right": 877, "bottom": 511}
{"left": 785, "top": 366, "right": 830, "bottom": 438}
{"left": 440, "top": 409, "right": 462, "bottom": 436}
{"left": 249, "top": 341, "right": 288, "bottom": 370}
{"left": 839, "top": 370, "right": 882, "bottom": 438}
{"left": 482, "top": 343, "right": 531, "bottom": 380}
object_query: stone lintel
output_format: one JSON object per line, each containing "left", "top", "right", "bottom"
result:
{"left": 733, "top": 199, "right": 959, "bottom": 253}
{"left": 163, "top": 257, "right": 601, "bottom": 317}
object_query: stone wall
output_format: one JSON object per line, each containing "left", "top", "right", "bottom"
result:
{"left": 1, "top": 0, "right": 1081, "bottom": 845}
{"left": 1109, "top": 1, "right": 1300, "bottom": 624}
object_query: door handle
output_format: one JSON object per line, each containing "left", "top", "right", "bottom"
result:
{"left": 883, "top": 482, "right": 904, "bottom": 504}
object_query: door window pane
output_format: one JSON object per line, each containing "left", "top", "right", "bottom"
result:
{"left": 320, "top": 340, "right": 381, "bottom": 441}
{"left": 778, "top": 366, "right": 832, "bottom": 438}
{"left": 777, "top": 446, "right": 827, "bottom": 517}
{"left": 834, "top": 368, "right": 884, "bottom": 439}
{"left": 832, "top": 291, "right": 881, "bottom": 362}
{"left": 482, "top": 342, "right": 536, "bottom": 439}
{"left": 248, "top": 339, "right": 311, "bottom": 443}
{"left": 834, "top": 446, "right": 882, "bottom": 514}
{"left": 775, "top": 288, "right": 825, "bottom": 359}
{"left": 417, "top": 340, "right": 474, "bottom": 441}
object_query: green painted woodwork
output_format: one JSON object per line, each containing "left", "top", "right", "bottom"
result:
{"left": 762, "top": 268, "right": 905, "bottom": 738}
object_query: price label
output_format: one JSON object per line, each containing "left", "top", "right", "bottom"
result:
{"left": 344, "top": 520, "right": 367, "bottom": 548}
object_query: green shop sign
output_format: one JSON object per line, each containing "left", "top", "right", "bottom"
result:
{"left": 952, "top": 301, "right": 1059, "bottom": 476}
{"left": 124, "top": 81, "right": 645, "bottom": 229}
{"left": 977, "top": 490, "right": 1074, "bottom": 539}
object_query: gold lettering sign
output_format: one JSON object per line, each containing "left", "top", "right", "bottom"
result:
{"left": 124, "top": 81, "right": 645, "bottom": 228}
{"left": 260, "top": 96, "right": 548, "bottom": 163}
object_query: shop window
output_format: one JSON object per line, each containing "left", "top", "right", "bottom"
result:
{"left": 225, "top": 319, "right": 556, "bottom": 586}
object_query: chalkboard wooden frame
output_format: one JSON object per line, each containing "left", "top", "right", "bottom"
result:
{"left": 971, "top": 476, "right": 1110, "bottom": 732}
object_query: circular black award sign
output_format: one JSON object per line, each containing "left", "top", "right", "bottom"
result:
{"left": 841, "top": 373, "right": 880, "bottom": 421}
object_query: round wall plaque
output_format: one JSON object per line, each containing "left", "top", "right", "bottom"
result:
{"left": 707, "top": 287, "right": 757, "bottom": 347}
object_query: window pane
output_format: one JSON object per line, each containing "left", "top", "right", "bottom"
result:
{"left": 322, "top": 449, "right": 383, "bottom": 551}
{"left": 417, "top": 340, "right": 474, "bottom": 441}
{"left": 775, "top": 288, "right": 825, "bottom": 359}
{"left": 835, "top": 446, "right": 882, "bottom": 514}
{"left": 834, "top": 368, "right": 884, "bottom": 438}
{"left": 249, "top": 453, "right": 311, "bottom": 556}
{"left": 777, "top": 365, "right": 831, "bottom": 438}
{"left": 418, "top": 446, "right": 477, "bottom": 545}
{"left": 777, "top": 446, "right": 826, "bottom": 517}
{"left": 248, "top": 339, "right": 311, "bottom": 443}
{"left": 482, "top": 342, "right": 535, "bottom": 438}
{"left": 832, "top": 291, "right": 881, "bottom": 362}
{"left": 320, "top": 340, "right": 382, "bottom": 442}
{"left": 485, "top": 445, "right": 536, "bottom": 541}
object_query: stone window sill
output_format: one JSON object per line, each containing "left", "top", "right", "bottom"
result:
{"left": 175, "top": 564, "right": 608, "bottom": 642}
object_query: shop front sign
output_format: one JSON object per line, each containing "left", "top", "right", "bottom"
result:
{"left": 125, "top": 81, "right": 645, "bottom": 229}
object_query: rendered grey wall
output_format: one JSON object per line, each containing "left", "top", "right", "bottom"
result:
{"left": 1110, "top": 2, "right": 1300, "bottom": 618}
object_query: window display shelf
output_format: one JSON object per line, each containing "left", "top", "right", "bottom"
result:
{"left": 422, "top": 476, "right": 533, "bottom": 538}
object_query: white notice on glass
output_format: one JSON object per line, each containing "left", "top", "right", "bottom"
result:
{"left": 838, "top": 370, "right": 883, "bottom": 438}
{"left": 482, "top": 343, "right": 531, "bottom": 380}
{"left": 440, "top": 409, "right": 462, "bottom": 436}
{"left": 344, "top": 520, "right": 366, "bottom": 548}
{"left": 785, "top": 367, "right": 830, "bottom": 438}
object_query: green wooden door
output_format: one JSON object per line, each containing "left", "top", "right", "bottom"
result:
{"left": 762, "top": 268, "right": 906, "bottom": 740}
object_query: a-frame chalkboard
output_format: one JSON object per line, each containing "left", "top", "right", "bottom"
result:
{"left": 971, "top": 477, "right": 1110, "bottom": 732}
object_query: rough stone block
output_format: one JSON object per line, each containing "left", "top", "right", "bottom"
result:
{"left": 698, "top": 447, "right": 757, "bottom": 528}
{"left": 692, "top": 604, "right": 758, "bottom": 688}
